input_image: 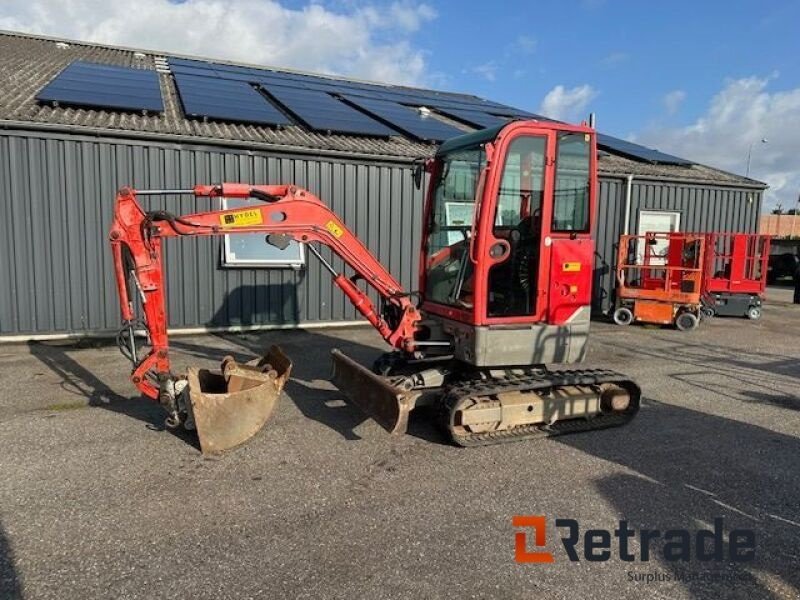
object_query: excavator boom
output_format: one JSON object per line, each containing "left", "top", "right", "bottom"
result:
{"left": 109, "top": 183, "right": 423, "bottom": 451}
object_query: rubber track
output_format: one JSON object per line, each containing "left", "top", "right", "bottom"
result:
{"left": 440, "top": 368, "right": 641, "bottom": 447}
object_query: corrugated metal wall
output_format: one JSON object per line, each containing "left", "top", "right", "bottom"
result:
{"left": 0, "top": 130, "right": 424, "bottom": 336}
{"left": 0, "top": 129, "right": 762, "bottom": 337}
{"left": 592, "top": 176, "right": 763, "bottom": 314}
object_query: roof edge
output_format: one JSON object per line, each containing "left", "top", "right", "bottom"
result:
{"left": 0, "top": 29, "right": 486, "bottom": 102}
{"left": 1, "top": 120, "right": 769, "bottom": 190}
{"left": 0, "top": 119, "right": 426, "bottom": 164}
{"left": 599, "top": 170, "right": 768, "bottom": 191}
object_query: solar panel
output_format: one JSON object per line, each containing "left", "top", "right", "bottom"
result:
{"left": 262, "top": 85, "right": 395, "bottom": 136}
{"left": 483, "top": 106, "right": 543, "bottom": 119}
{"left": 170, "top": 64, "right": 220, "bottom": 78}
{"left": 168, "top": 57, "right": 211, "bottom": 68}
{"left": 434, "top": 108, "right": 508, "bottom": 129}
{"left": 173, "top": 73, "right": 291, "bottom": 126}
{"left": 341, "top": 95, "right": 465, "bottom": 141}
{"left": 36, "top": 61, "right": 163, "bottom": 113}
{"left": 340, "top": 86, "right": 527, "bottom": 117}
{"left": 597, "top": 134, "right": 692, "bottom": 166}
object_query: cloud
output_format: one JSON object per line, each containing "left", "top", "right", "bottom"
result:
{"left": 514, "top": 35, "right": 537, "bottom": 55}
{"left": 0, "top": 0, "right": 437, "bottom": 85}
{"left": 389, "top": 1, "right": 437, "bottom": 32}
{"left": 663, "top": 90, "right": 687, "bottom": 115}
{"left": 538, "top": 84, "right": 598, "bottom": 122}
{"left": 472, "top": 61, "right": 498, "bottom": 82}
{"left": 637, "top": 76, "right": 800, "bottom": 209}
{"left": 600, "top": 52, "right": 629, "bottom": 68}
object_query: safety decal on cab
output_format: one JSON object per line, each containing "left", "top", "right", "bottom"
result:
{"left": 325, "top": 220, "right": 344, "bottom": 238}
{"left": 562, "top": 262, "right": 582, "bottom": 272}
{"left": 219, "top": 209, "right": 263, "bottom": 227}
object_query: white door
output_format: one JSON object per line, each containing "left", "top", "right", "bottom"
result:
{"left": 637, "top": 210, "right": 681, "bottom": 265}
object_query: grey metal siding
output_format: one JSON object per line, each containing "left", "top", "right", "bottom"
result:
{"left": 0, "top": 129, "right": 762, "bottom": 336}
{"left": 592, "top": 176, "right": 763, "bottom": 314}
{"left": 0, "top": 130, "right": 425, "bottom": 336}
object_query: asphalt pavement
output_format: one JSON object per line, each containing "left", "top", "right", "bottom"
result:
{"left": 0, "top": 297, "right": 798, "bottom": 599}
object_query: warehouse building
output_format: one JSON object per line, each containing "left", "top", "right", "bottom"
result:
{"left": 0, "top": 31, "right": 767, "bottom": 339}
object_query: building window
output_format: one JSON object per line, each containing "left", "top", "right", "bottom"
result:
{"left": 637, "top": 210, "right": 681, "bottom": 265}
{"left": 221, "top": 197, "right": 305, "bottom": 268}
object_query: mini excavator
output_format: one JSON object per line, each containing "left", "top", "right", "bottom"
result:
{"left": 109, "top": 120, "right": 640, "bottom": 453}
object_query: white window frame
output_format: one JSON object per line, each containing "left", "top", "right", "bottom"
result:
{"left": 220, "top": 197, "right": 306, "bottom": 269}
{"left": 637, "top": 210, "right": 681, "bottom": 266}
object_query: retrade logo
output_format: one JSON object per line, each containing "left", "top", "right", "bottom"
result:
{"left": 513, "top": 516, "right": 755, "bottom": 564}
{"left": 512, "top": 516, "right": 554, "bottom": 563}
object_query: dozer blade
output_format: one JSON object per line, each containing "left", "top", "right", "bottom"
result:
{"left": 186, "top": 346, "right": 292, "bottom": 454}
{"left": 330, "top": 349, "right": 413, "bottom": 434}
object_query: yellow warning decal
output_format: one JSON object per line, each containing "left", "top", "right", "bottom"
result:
{"left": 325, "top": 220, "right": 344, "bottom": 238}
{"left": 563, "top": 262, "right": 582, "bottom": 272}
{"left": 219, "top": 209, "right": 263, "bottom": 228}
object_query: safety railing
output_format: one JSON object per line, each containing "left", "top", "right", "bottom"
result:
{"left": 703, "top": 233, "right": 770, "bottom": 295}
{"left": 616, "top": 232, "right": 705, "bottom": 303}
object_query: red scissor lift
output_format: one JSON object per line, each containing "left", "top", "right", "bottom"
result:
{"left": 701, "top": 233, "right": 771, "bottom": 320}
{"left": 614, "top": 232, "right": 706, "bottom": 331}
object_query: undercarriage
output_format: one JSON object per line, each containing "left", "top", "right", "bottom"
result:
{"left": 332, "top": 350, "right": 641, "bottom": 447}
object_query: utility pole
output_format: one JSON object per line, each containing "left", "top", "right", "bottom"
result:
{"left": 746, "top": 138, "right": 768, "bottom": 178}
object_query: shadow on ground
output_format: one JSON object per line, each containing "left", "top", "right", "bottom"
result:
{"left": 558, "top": 398, "right": 800, "bottom": 599}
{"left": 26, "top": 341, "right": 160, "bottom": 424}
{"left": 0, "top": 520, "right": 22, "bottom": 599}
{"left": 169, "top": 328, "right": 445, "bottom": 445}
{"left": 25, "top": 341, "right": 203, "bottom": 449}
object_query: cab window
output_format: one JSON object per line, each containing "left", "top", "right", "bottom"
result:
{"left": 552, "top": 132, "right": 590, "bottom": 232}
{"left": 487, "top": 135, "right": 547, "bottom": 317}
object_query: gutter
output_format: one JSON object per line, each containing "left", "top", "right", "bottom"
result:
{"left": 599, "top": 170, "right": 767, "bottom": 191}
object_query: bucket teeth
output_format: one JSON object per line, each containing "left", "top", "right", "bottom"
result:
{"left": 186, "top": 345, "right": 292, "bottom": 454}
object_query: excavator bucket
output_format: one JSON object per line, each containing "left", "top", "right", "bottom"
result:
{"left": 330, "top": 349, "right": 414, "bottom": 434}
{"left": 185, "top": 346, "right": 292, "bottom": 454}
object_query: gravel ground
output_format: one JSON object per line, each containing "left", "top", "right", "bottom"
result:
{"left": 0, "top": 296, "right": 798, "bottom": 600}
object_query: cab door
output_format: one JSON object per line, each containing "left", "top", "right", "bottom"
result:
{"left": 473, "top": 124, "right": 555, "bottom": 325}
{"left": 545, "top": 131, "right": 595, "bottom": 325}
{"left": 474, "top": 125, "right": 596, "bottom": 327}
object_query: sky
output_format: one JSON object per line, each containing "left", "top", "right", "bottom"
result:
{"left": 1, "top": 0, "right": 798, "bottom": 210}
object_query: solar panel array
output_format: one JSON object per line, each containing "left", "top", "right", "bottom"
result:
{"left": 36, "top": 61, "right": 163, "bottom": 113}
{"left": 165, "top": 56, "right": 524, "bottom": 141}
{"left": 597, "top": 134, "right": 693, "bottom": 166}
{"left": 35, "top": 57, "right": 696, "bottom": 165}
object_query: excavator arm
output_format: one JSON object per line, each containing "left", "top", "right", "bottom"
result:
{"left": 109, "top": 183, "right": 422, "bottom": 448}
